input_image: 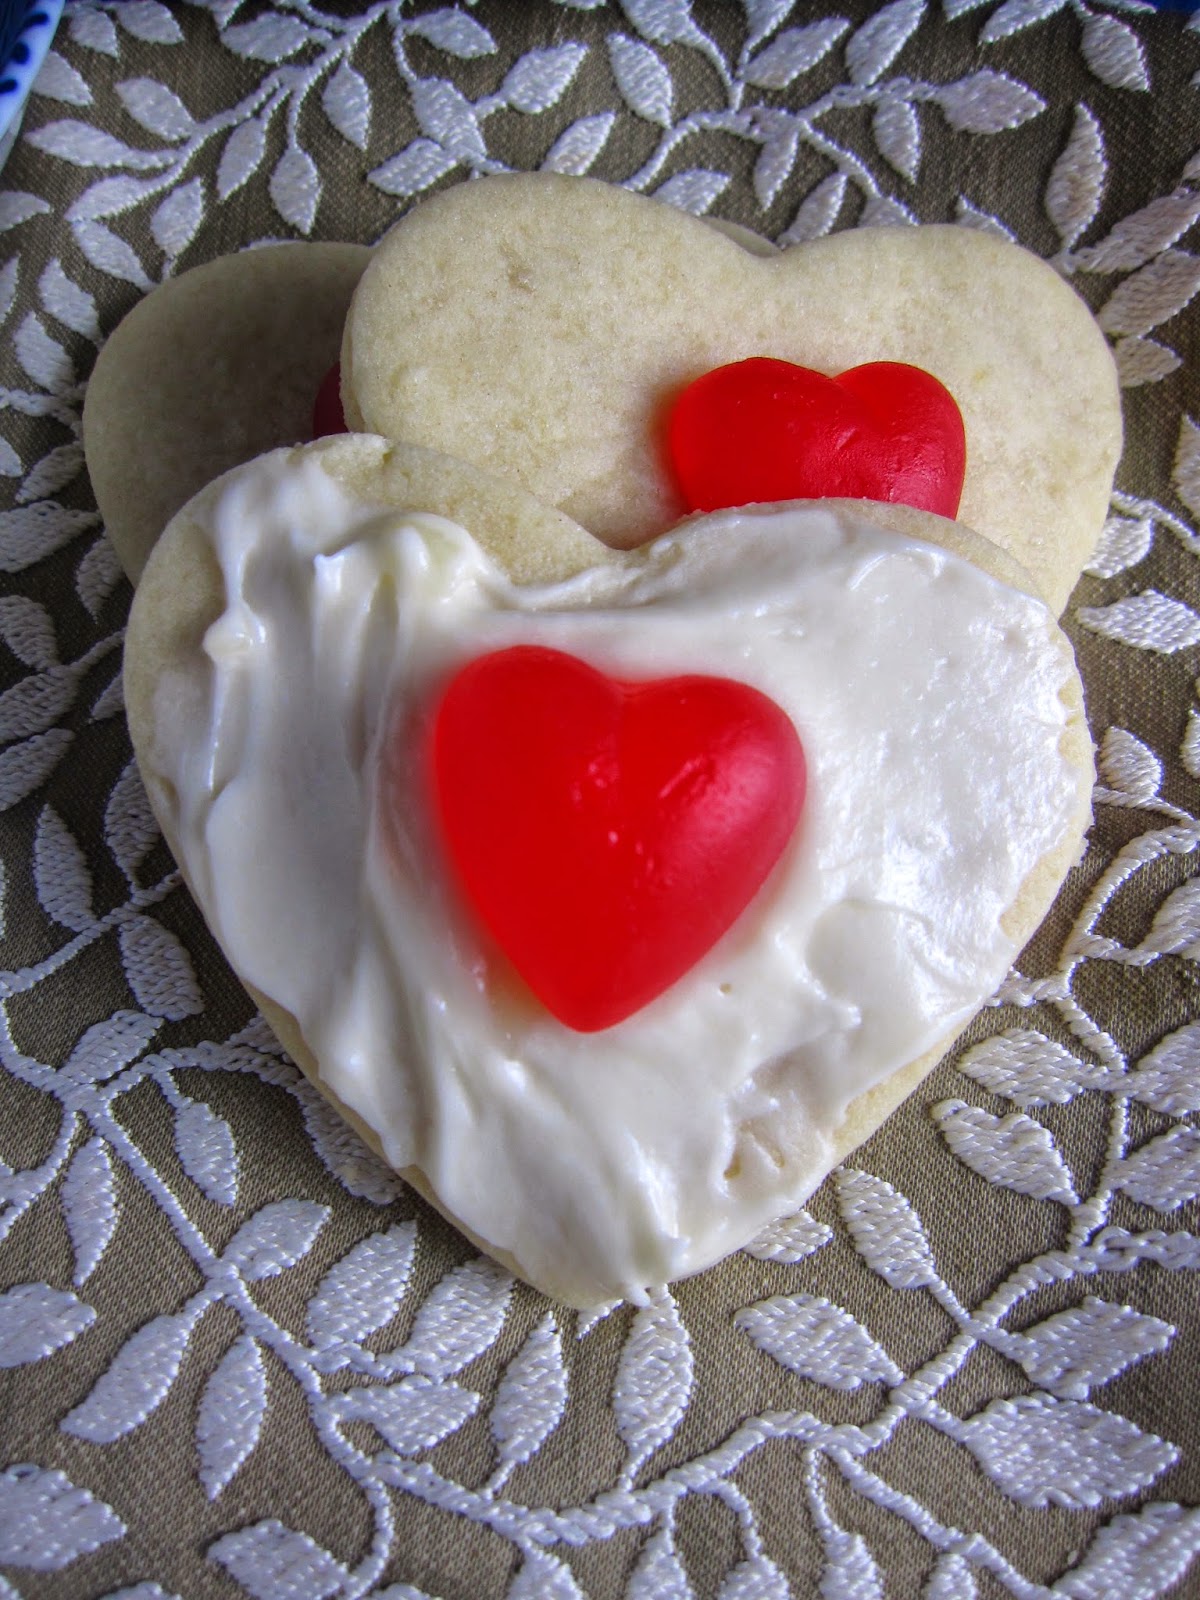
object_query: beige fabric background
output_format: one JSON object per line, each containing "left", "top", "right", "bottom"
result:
{"left": 1, "top": 3, "right": 1199, "bottom": 1598}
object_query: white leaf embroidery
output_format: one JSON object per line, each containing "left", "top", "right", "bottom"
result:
{"left": 959, "top": 1030, "right": 1109, "bottom": 1107}
{"left": 0, "top": 1283, "right": 96, "bottom": 1368}
{"left": 953, "top": 196, "right": 1015, "bottom": 239}
{"left": 613, "top": 1290, "right": 693, "bottom": 1464}
{"left": 1084, "top": 514, "right": 1153, "bottom": 578}
{"left": 627, "top": 1527, "right": 695, "bottom": 1599}
{"left": 67, "top": 173, "right": 163, "bottom": 221}
{"left": 18, "top": 442, "right": 85, "bottom": 504}
{"left": 0, "top": 257, "right": 16, "bottom": 328}
{"left": 508, "top": 1549, "right": 587, "bottom": 1600}
{"left": 820, "top": 1531, "right": 883, "bottom": 1600}
{"left": 0, "top": 729, "right": 71, "bottom": 809}
{"left": 502, "top": 44, "right": 588, "bottom": 113}
{"left": 1079, "top": 591, "right": 1200, "bottom": 653}
{"left": 608, "top": 34, "right": 673, "bottom": 126}
{"left": 116, "top": 2, "right": 184, "bottom": 45}
{"left": 401, "top": 1256, "right": 512, "bottom": 1378}
{"left": 370, "top": 138, "right": 459, "bottom": 198}
{"left": 411, "top": 78, "right": 486, "bottom": 161}
{"left": 407, "top": 9, "right": 497, "bottom": 59}
{"left": 223, "top": 1199, "right": 330, "bottom": 1281}
{"left": 152, "top": 178, "right": 205, "bottom": 258}
{"left": 118, "top": 914, "right": 203, "bottom": 1020}
{"left": 655, "top": 168, "right": 730, "bottom": 215}
{"left": 0, "top": 1464, "right": 124, "bottom": 1570}
{"left": 69, "top": 8, "right": 119, "bottom": 56}
{"left": 923, "top": 1553, "right": 976, "bottom": 1599}
{"left": 715, "top": 1554, "right": 792, "bottom": 1599}
{"left": 1114, "top": 1127, "right": 1200, "bottom": 1210}
{"left": 736, "top": 1293, "right": 903, "bottom": 1390}
{"left": 98, "top": 1585, "right": 180, "bottom": 1600}
{"left": 0, "top": 595, "right": 56, "bottom": 669}
{"left": 76, "top": 533, "right": 124, "bottom": 617}
{"left": 622, "top": 0, "right": 709, "bottom": 47}
{"left": 321, "top": 62, "right": 370, "bottom": 150}
{"left": 223, "top": 16, "right": 315, "bottom": 63}
{"left": 61, "top": 1309, "right": 195, "bottom": 1441}
{"left": 0, "top": 192, "right": 52, "bottom": 231}
{"left": 0, "top": 440, "right": 19, "bottom": 478}
{"left": 1054, "top": 1501, "right": 1200, "bottom": 1600}
{"left": 1078, "top": 190, "right": 1200, "bottom": 274}
{"left": 1014, "top": 1296, "right": 1173, "bottom": 1399}
{"left": 1099, "top": 726, "right": 1162, "bottom": 802}
{"left": 116, "top": 78, "right": 195, "bottom": 142}
{"left": 836, "top": 1169, "right": 939, "bottom": 1289}
{"left": 743, "top": 0, "right": 796, "bottom": 52}
{"left": 29, "top": 121, "right": 169, "bottom": 171}
{"left": 933, "top": 1100, "right": 1078, "bottom": 1203}
{"left": 63, "top": 1011, "right": 160, "bottom": 1084}
{"left": 209, "top": 1520, "right": 347, "bottom": 1600}
{"left": 39, "top": 260, "right": 99, "bottom": 339}
{"left": 744, "top": 1208, "right": 832, "bottom": 1263}
{"left": 1174, "top": 414, "right": 1200, "bottom": 521}
{"left": 491, "top": 1311, "right": 568, "bottom": 1466}
{"left": 305, "top": 1222, "right": 417, "bottom": 1348}
{"left": 543, "top": 112, "right": 616, "bottom": 175}
{"left": 980, "top": 0, "right": 1066, "bottom": 43}
{"left": 294, "top": 1083, "right": 403, "bottom": 1203}
{"left": 105, "top": 759, "right": 159, "bottom": 881}
{"left": 1099, "top": 251, "right": 1200, "bottom": 337}
{"left": 269, "top": 147, "right": 320, "bottom": 235}
{"left": 15, "top": 312, "right": 73, "bottom": 393}
{"left": 744, "top": 20, "right": 850, "bottom": 87}
{"left": 33, "top": 51, "right": 93, "bottom": 107}
{"left": 175, "top": 1099, "right": 238, "bottom": 1207}
{"left": 91, "top": 670, "right": 125, "bottom": 723}
{"left": 1139, "top": 880, "right": 1200, "bottom": 960}
{"left": 951, "top": 1393, "right": 1177, "bottom": 1508}
{"left": 780, "top": 172, "right": 846, "bottom": 243}
{"left": 846, "top": 0, "right": 925, "bottom": 86}
{"left": 754, "top": 131, "right": 798, "bottom": 208}
{"left": 1131, "top": 1023, "right": 1200, "bottom": 1112}
{"left": 62, "top": 1139, "right": 118, "bottom": 1286}
{"left": 1081, "top": 13, "right": 1149, "bottom": 93}
{"left": 337, "top": 1375, "right": 480, "bottom": 1454}
{"left": 34, "top": 807, "right": 93, "bottom": 932}
{"left": 196, "top": 1334, "right": 266, "bottom": 1497}
{"left": 873, "top": 97, "right": 921, "bottom": 181}
{"left": 72, "top": 221, "right": 153, "bottom": 288}
{"left": 1115, "top": 336, "right": 1182, "bottom": 388}
{"left": 935, "top": 70, "right": 1044, "bottom": 134}
{"left": 859, "top": 193, "right": 917, "bottom": 227}
{"left": 1184, "top": 709, "right": 1200, "bottom": 782}
{"left": 1045, "top": 105, "right": 1105, "bottom": 249}
{"left": 0, "top": 668, "right": 72, "bottom": 745}
{"left": 217, "top": 118, "right": 268, "bottom": 201}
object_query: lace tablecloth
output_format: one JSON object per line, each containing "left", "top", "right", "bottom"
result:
{"left": 2, "top": 3, "right": 1199, "bottom": 1597}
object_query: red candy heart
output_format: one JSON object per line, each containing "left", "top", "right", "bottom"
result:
{"left": 668, "top": 358, "right": 965, "bottom": 520}
{"left": 312, "top": 362, "right": 348, "bottom": 439}
{"left": 428, "top": 646, "right": 805, "bottom": 1032}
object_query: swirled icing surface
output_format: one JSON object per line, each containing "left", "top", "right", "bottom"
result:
{"left": 154, "top": 451, "right": 1087, "bottom": 1305}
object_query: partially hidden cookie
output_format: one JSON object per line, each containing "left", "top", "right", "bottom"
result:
{"left": 125, "top": 435, "right": 1092, "bottom": 1306}
{"left": 84, "top": 241, "right": 369, "bottom": 581}
{"left": 342, "top": 174, "right": 1122, "bottom": 612}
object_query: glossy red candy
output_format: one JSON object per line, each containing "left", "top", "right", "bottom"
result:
{"left": 312, "top": 362, "right": 348, "bottom": 439}
{"left": 430, "top": 645, "right": 806, "bottom": 1032}
{"left": 668, "top": 357, "right": 966, "bottom": 519}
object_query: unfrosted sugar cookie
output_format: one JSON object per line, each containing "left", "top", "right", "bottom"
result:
{"left": 84, "top": 241, "right": 369, "bottom": 581}
{"left": 125, "top": 435, "right": 1092, "bottom": 1307}
{"left": 342, "top": 174, "right": 1122, "bottom": 612}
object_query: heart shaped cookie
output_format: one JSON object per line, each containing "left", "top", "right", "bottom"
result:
{"left": 341, "top": 174, "right": 1122, "bottom": 611}
{"left": 84, "top": 241, "right": 369, "bottom": 581}
{"left": 125, "top": 435, "right": 1091, "bottom": 1306}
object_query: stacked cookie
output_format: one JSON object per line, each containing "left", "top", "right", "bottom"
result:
{"left": 91, "top": 176, "right": 1119, "bottom": 1306}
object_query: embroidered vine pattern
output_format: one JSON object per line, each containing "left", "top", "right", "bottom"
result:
{"left": 1, "top": 3, "right": 1199, "bottom": 1597}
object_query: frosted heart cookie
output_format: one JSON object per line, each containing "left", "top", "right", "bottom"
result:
{"left": 84, "top": 241, "right": 369, "bottom": 582}
{"left": 125, "top": 434, "right": 1092, "bottom": 1307}
{"left": 341, "top": 173, "right": 1122, "bottom": 612}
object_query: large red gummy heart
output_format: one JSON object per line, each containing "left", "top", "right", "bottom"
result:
{"left": 668, "top": 358, "right": 966, "bottom": 519}
{"left": 429, "top": 646, "right": 806, "bottom": 1032}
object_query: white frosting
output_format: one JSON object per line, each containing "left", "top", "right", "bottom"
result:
{"left": 156, "top": 450, "right": 1086, "bottom": 1306}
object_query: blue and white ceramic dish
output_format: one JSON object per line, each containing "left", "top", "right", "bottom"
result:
{"left": 0, "top": 1, "right": 63, "bottom": 174}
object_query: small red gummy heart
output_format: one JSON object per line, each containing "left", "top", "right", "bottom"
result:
{"left": 312, "top": 362, "right": 347, "bottom": 439}
{"left": 668, "top": 358, "right": 965, "bottom": 519}
{"left": 428, "top": 646, "right": 805, "bottom": 1032}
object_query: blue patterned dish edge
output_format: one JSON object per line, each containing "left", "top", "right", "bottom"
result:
{"left": 0, "top": 0, "right": 64, "bottom": 173}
